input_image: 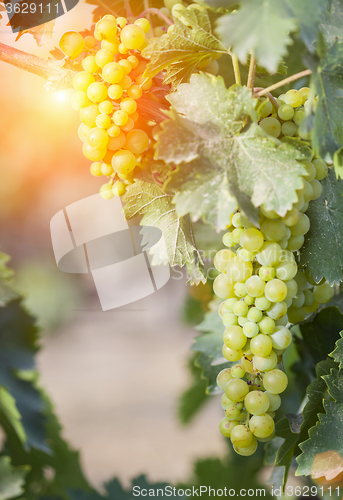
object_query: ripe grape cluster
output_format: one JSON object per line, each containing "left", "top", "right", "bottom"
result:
{"left": 214, "top": 86, "right": 333, "bottom": 456}
{"left": 59, "top": 15, "right": 155, "bottom": 200}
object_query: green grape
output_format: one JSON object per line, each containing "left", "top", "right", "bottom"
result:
{"left": 261, "top": 219, "right": 287, "bottom": 242}
{"left": 293, "top": 193, "right": 305, "bottom": 211}
{"left": 240, "top": 214, "right": 255, "bottom": 229}
{"left": 299, "top": 86, "right": 311, "bottom": 103}
{"left": 244, "top": 295, "right": 255, "bottom": 306}
{"left": 231, "top": 228, "right": 245, "bottom": 244}
{"left": 247, "top": 307, "right": 263, "bottom": 323}
{"left": 250, "top": 334, "right": 273, "bottom": 357}
{"left": 256, "top": 242, "right": 282, "bottom": 267}
{"left": 241, "top": 356, "right": 254, "bottom": 374}
{"left": 222, "top": 312, "right": 238, "bottom": 327}
{"left": 218, "top": 302, "right": 228, "bottom": 318}
{"left": 221, "top": 393, "right": 235, "bottom": 409}
{"left": 313, "top": 283, "right": 334, "bottom": 303}
{"left": 258, "top": 266, "right": 275, "bottom": 282}
{"left": 285, "top": 279, "right": 298, "bottom": 300}
{"left": 281, "top": 121, "right": 297, "bottom": 137}
{"left": 265, "top": 391, "right": 281, "bottom": 411}
{"left": 302, "top": 161, "right": 316, "bottom": 182}
{"left": 266, "top": 301, "right": 287, "bottom": 320}
{"left": 223, "top": 325, "right": 247, "bottom": 350}
{"left": 288, "top": 306, "right": 307, "bottom": 324}
{"left": 265, "top": 279, "right": 287, "bottom": 303}
{"left": 238, "top": 316, "right": 249, "bottom": 327}
{"left": 231, "top": 364, "right": 246, "bottom": 379}
{"left": 233, "top": 436, "right": 258, "bottom": 456}
{"left": 87, "top": 127, "right": 109, "bottom": 149}
{"left": 292, "top": 292, "right": 305, "bottom": 308}
{"left": 219, "top": 417, "right": 238, "bottom": 437}
{"left": 227, "top": 257, "right": 253, "bottom": 282}
{"left": 244, "top": 391, "right": 270, "bottom": 415}
{"left": 59, "top": 31, "right": 84, "bottom": 58}
{"left": 225, "top": 404, "right": 242, "bottom": 420}
{"left": 294, "top": 272, "right": 308, "bottom": 292}
{"left": 230, "top": 424, "right": 253, "bottom": 448}
{"left": 121, "top": 24, "right": 146, "bottom": 50}
{"left": 225, "top": 379, "right": 250, "bottom": 402}
{"left": 245, "top": 276, "right": 265, "bottom": 297}
{"left": 282, "top": 208, "right": 299, "bottom": 227}
{"left": 232, "top": 213, "right": 242, "bottom": 227}
{"left": 213, "top": 273, "right": 235, "bottom": 299}
{"left": 232, "top": 300, "right": 249, "bottom": 317}
{"left": 313, "top": 159, "right": 328, "bottom": 180}
{"left": 303, "top": 289, "right": 314, "bottom": 307}
{"left": 214, "top": 249, "right": 235, "bottom": 273}
{"left": 259, "top": 97, "right": 273, "bottom": 117}
{"left": 263, "top": 369, "right": 288, "bottom": 394}
{"left": 222, "top": 345, "right": 243, "bottom": 362}
{"left": 270, "top": 326, "right": 292, "bottom": 349}
{"left": 310, "top": 179, "right": 323, "bottom": 200}
{"left": 284, "top": 89, "right": 302, "bottom": 108}
{"left": 222, "top": 232, "right": 235, "bottom": 248}
{"left": 253, "top": 351, "right": 277, "bottom": 371}
{"left": 249, "top": 414, "right": 275, "bottom": 438}
{"left": 278, "top": 104, "right": 294, "bottom": 121}
{"left": 223, "top": 298, "right": 238, "bottom": 312}
{"left": 237, "top": 248, "right": 255, "bottom": 262}
{"left": 287, "top": 235, "right": 304, "bottom": 251}
{"left": 240, "top": 228, "right": 264, "bottom": 252}
{"left": 299, "top": 180, "right": 314, "bottom": 203}
{"left": 259, "top": 117, "right": 281, "bottom": 138}
{"left": 293, "top": 109, "right": 306, "bottom": 126}
{"left": 258, "top": 316, "right": 275, "bottom": 334}
{"left": 260, "top": 206, "right": 279, "bottom": 219}
{"left": 290, "top": 213, "right": 310, "bottom": 237}
{"left": 234, "top": 282, "right": 248, "bottom": 297}
{"left": 255, "top": 296, "right": 271, "bottom": 311}
{"left": 243, "top": 321, "right": 259, "bottom": 338}
{"left": 275, "top": 260, "right": 297, "bottom": 281}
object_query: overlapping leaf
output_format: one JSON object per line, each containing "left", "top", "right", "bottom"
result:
{"left": 122, "top": 173, "right": 204, "bottom": 280}
{"left": 156, "top": 74, "right": 308, "bottom": 230}
{"left": 320, "top": 0, "right": 343, "bottom": 45}
{"left": 300, "top": 169, "right": 343, "bottom": 284}
{"left": 143, "top": 6, "right": 227, "bottom": 87}
{"left": 0, "top": 456, "right": 29, "bottom": 500}
{"left": 216, "top": 0, "right": 323, "bottom": 73}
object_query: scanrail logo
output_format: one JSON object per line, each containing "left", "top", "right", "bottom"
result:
{"left": 5, "top": 0, "right": 79, "bottom": 33}
{"left": 50, "top": 194, "right": 170, "bottom": 310}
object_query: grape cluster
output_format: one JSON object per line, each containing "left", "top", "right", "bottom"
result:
{"left": 59, "top": 15, "right": 155, "bottom": 199}
{"left": 214, "top": 87, "right": 333, "bottom": 455}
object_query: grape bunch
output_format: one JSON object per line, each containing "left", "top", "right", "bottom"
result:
{"left": 59, "top": 15, "right": 157, "bottom": 200}
{"left": 214, "top": 86, "right": 333, "bottom": 456}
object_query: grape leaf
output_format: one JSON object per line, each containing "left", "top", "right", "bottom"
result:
{"left": 299, "top": 307, "right": 343, "bottom": 364}
{"left": 296, "top": 367, "right": 343, "bottom": 479}
{"left": 191, "top": 310, "right": 228, "bottom": 394}
{"left": 216, "top": 0, "right": 323, "bottom": 73}
{"left": 122, "top": 176, "right": 204, "bottom": 279}
{"left": 0, "top": 252, "right": 19, "bottom": 307}
{"left": 142, "top": 6, "right": 227, "bottom": 87}
{"left": 330, "top": 332, "right": 343, "bottom": 369}
{"left": 306, "top": 40, "right": 343, "bottom": 176}
{"left": 300, "top": 170, "right": 343, "bottom": 285}
{"left": 0, "top": 386, "right": 26, "bottom": 445}
{"left": 273, "top": 359, "right": 336, "bottom": 490}
{"left": 178, "top": 358, "right": 209, "bottom": 425}
{"left": 86, "top": 0, "right": 163, "bottom": 21}
{"left": 0, "top": 456, "right": 29, "bottom": 500}
{"left": 156, "top": 74, "right": 308, "bottom": 230}
{"left": 320, "top": 0, "right": 343, "bottom": 45}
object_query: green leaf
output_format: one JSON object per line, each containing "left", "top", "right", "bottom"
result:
{"left": 122, "top": 177, "right": 204, "bottom": 278}
{"left": 296, "top": 367, "right": 343, "bottom": 479}
{"left": 216, "top": 0, "right": 323, "bottom": 73}
{"left": 178, "top": 358, "right": 209, "bottom": 425}
{"left": 157, "top": 75, "right": 308, "bottom": 230}
{"left": 320, "top": 0, "right": 343, "bottom": 45}
{"left": 142, "top": 6, "right": 226, "bottom": 87}
{"left": 299, "top": 307, "right": 343, "bottom": 364}
{"left": 307, "top": 40, "right": 343, "bottom": 174}
{"left": 330, "top": 332, "right": 343, "bottom": 369}
{"left": 0, "top": 252, "right": 19, "bottom": 307}
{"left": 0, "top": 456, "right": 29, "bottom": 500}
{"left": 300, "top": 169, "right": 343, "bottom": 284}
{"left": 0, "top": 386, "right": 26, "bottom": 445}
{"left": 86, "top": 0, "right": 163, "bottom": 22}
{"left": 191, "top": 311, "right": 228, "bottom": 394}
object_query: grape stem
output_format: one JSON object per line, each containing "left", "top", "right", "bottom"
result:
{"left": 123, "top": 0, "right": 133, "bottom": 18}
{"left": 254, "top": 69, "right": 312, "bottom": 97}
{"left": 0, "top": 42, "right": 75, "bottom": 89}
{"left": 137, "top": 8, "right": 173, "bottom": 26}
{"left": 230, "top": 53, "right": 241, "bottom": 85}
{"left": 247, "top": 52, "right": 256, "bottom": 90}
{"left": 253, "top": 87, "right": 280, "bottom": 110}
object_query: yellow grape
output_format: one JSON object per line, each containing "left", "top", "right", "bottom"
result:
{"left": 107, "top": 131, "right": 126, "bottom": 151}
{"left": 73, "top": 71, "right": 95, "bottom": 92}
{"left": 83, "top": 142, "right": 107, "bottom": 161}
{"left": 59, "top": 31, "right": 84, "bottom": 58}
{"left": 125, "top": 129, "right": 150, "bottom": 155}
{"left": 120, "top": 24, "right": 146, "bottom": 50}
{"left": 111, "top": 149, "right": 136, "bottom": 174}
{"left": 102, "top": 62, "right": 125, "bottom": 84}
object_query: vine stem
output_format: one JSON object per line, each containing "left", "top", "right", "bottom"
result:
{"left": 0, "top": 42, "right": 74, "bottom": 89}
{"left": 137, "top": 8, "right": 173, "bottom": 25}
{"left": 124, "top": 0, "right": 133, "bottom": 18}
{"left": 254, "top": 69, "right": 312, "bottom": 97}
{"left": 231, "top": 53, "right": 241, "bottom": 85}
{"left": 247, "top": 52, "right": 256, "bottom": 90}
{"left": 253, "top": 87, "right": 280, "bottom": 109}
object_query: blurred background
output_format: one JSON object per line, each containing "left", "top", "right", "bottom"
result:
{"left": 0, "top": 2, "right": 227, "bottom": 489}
